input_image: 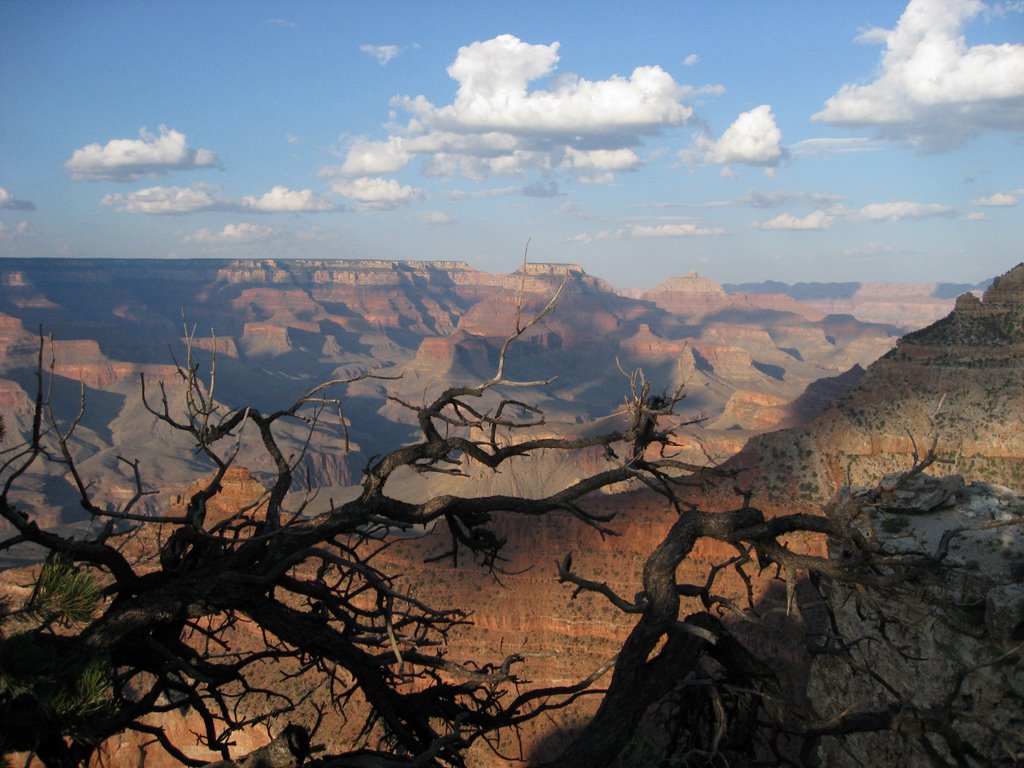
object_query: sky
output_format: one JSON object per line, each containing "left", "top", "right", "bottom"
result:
{"left": 1, "top": 0, "right": 1022, "bottom": 289}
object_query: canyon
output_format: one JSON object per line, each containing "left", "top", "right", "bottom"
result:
{"left": 1, "top": 258, "right": 1016, "bottom": 766}
{"left": 0, "top": 257, "right": 957, "bottom": 538}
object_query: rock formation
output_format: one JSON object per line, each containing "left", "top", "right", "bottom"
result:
{"left": 734, "top": 264, "right": 1024, "bottom": 511}
{"left": 809, "top": 472, "right": 1024, "bottom": 766}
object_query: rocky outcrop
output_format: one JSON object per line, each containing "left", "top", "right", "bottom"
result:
{"left": 809, "top": 473, "right": 1024, "bottom": 766}
{"left": 735, "top": 264, "right": 1024, "bottom": 509}
{"left": 711, "top": 390, "right": 790, "bottom": 430}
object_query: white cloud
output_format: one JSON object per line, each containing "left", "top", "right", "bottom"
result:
{"left": 421, "top": 36, "right": 693, "bottom": 135}
{"left": 102, "top": 184, "right": 225, "bottom": 214}
{"left": 241, "top": 186, "right": 337, "bottom": 212}
{"left": 329, "top": 177, "right": 422, "bottom": 211}
{"left": 420, "top": 211, "right": 454, "bottom": 224}
{"left": 683, "top": 53, "right": 700, "bottom": 66}
{"left": 684, "top": 105, "right": 785, "bottom": 166}
{"left": 361, "top": 44, "right": 401, "bottom": 65}
{"left": 856, "top": 200, "right": 956, "bottom": 221}
{"left": 815, "top": 0, "right": 1024, "bottom": 148}
{"left": 753, "top": 210, "right": 834, "bottom": 230}
{"left": 561, "top": 146, "right": 642, "bottom": 172}
{"left": 963, "top": 211, "right": 988, "bottom": 220}
{"left": 325, "top": 35, "right": 728, "bottom": 195}
{"left": 185, "top": 223, "right": 280, "bottom": 244}
{"left": 264, "top": 18, "right": 295, "bottom": 27}
{"left": 103, "top": 184, "right": 338, "bottom": 215}
{"left": 66, "top": 126, "right": 217, "bottom": 181}
{"left": 969, "top": 192, "right": 1017, "bottom": 206}
{"left": 341, "top": 35, "right": 717, "bottom": 187}
{"left": 0, "top": 186, "right": 35, "bottom": 210}
{"left": 325, "top": 137, "right": 412, "bottom": 176}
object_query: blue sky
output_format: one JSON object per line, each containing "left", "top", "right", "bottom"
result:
{"left": 1, "top": 0, "right": 1022, "bottom": 289}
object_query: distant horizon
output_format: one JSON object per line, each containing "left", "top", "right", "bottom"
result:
{"left": 0, "top": 253, "right": 1000, "bottom": 294}
{"left": 2, "top": 0, "right": 1021, "bottom": 288}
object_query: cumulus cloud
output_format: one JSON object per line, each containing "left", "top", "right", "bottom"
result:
{"left": 814, "top": 0, "right": 1024, "bottom": 148}
{"left": 361, "top": 44, "right": 401, "bottom": 65}
{"left": 856, "top": 201, "right": 956, "bottom": 221}
{"left": 753, "top": 210, "right": 834, "bottom": 230}
{"left": 240, "top": 186, "right": 337, "bottom": 212}
{"left": 0, "top": 186, "right": 35, "bottom": 211}
{"left": 185, "top": 223, "right": 280, "bottom": 244}
{"left": 66, "top": 126, "right": 218, "bottom": 181}
{"left": 683, "top": 53, "right": 700, "bottom": 66}
{"left": 422, "top": 35, "right": 694, "bottom": 135}
{"left": 102, "top": 184, "right": 225, "bottom": 214}
{"left": 329, "top": 177, "right": 422, "bottom": 211}
{"left": 330, "top": 35, "right": 716, "bottom": 187}
{"left": 323, "top": 137, "right": 411, "bottom": 177}
{"left": 684, "top": 105, "right": 785, "bottom": 167}
{"left": 969, "top": 191, "right": 1018, "bottom": 206}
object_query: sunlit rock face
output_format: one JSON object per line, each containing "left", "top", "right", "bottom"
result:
{"left": 732, "top": 264, "right": 1024, "bottom": 510}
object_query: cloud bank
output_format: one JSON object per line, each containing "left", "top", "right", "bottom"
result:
{"left": 102, "top": 184, "right": 337, "bottom": 214}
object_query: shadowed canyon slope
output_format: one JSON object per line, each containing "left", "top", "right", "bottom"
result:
{"left": 0, "top": 258, "right": 924, "bottom": 532}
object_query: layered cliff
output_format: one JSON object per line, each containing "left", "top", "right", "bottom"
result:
{"left": 733, "top": 263, "right": 1024, "bottom": 511}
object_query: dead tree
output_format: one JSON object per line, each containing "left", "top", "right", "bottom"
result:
{"left": 0, "top": 293, "right": 708, "bottom": 767}
{"left": 3, "top": 293, "right": 1015, "bottom": 768}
